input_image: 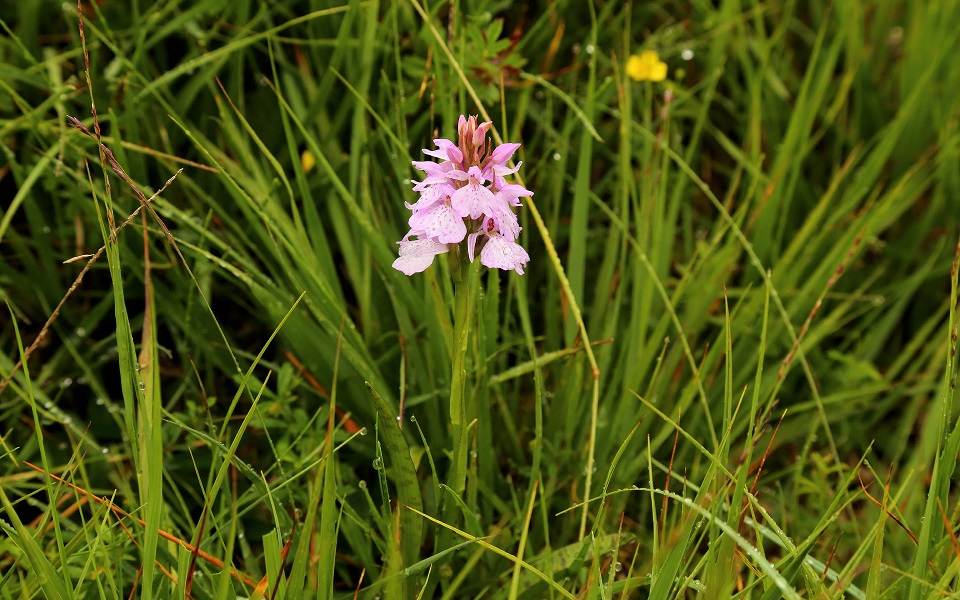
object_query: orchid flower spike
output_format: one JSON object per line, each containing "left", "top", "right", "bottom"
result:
{"left": 393, "top": 115, "right": 531, "bottom": 276}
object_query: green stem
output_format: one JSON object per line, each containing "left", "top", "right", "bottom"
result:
{"left": 427, "top": 245, "right": 478, "bottom": 600}
{"left": 448, "top": 245, "right": 477, "bottom": 494}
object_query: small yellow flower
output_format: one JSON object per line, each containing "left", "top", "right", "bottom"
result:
{"left": 301, "top": 149, "right": 316, "bottom": 173}
{"left": 626, "top": 50, "right": 667, "bottom": 82}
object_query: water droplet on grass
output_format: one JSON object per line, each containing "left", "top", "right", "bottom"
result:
{"left": 359, "top": 427, "right": 368, "bottom": 436}
{"left": 682, "top": 49, "right": 694, "bottom": 61}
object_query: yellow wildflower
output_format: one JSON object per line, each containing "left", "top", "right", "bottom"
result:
{"left": 301, "top": 149, "right": 316, "bottom": 173}
{"left": 626, "top": 50, "right": 667, "bottom": 82}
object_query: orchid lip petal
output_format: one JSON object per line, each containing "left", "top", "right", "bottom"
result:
{"left": 479, "top": 233, "right": 530, "bottom": 275}
{"left": 393, "top": 236, "right": 449, "bottom": 275}
{"left": 408, "top": 202, "right": 467, "bottom": 244}
{"left": 451, "top": 181, "right": 499, "bottom": 220}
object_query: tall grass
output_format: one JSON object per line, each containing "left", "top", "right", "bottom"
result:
{"left": 1, "top": 0, "right": 959, "bottom": 598}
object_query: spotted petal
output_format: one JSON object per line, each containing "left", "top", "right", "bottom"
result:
{"left": 480, "top": 233, "right": 530, "bottom": 275}
{"left": 406, "top": 183, "right": 454, "bottom": 211}
{"left": 393, "top": 237, "right": 449, "bottom": 276}
{"left": 408, "top": 202, "right": 467, "bottom": 244}
{"left": 491, "top": 207, "right": 521, "bottom": 241}
{"left": 451, "top": 182, "right": 498, "bottom": 219}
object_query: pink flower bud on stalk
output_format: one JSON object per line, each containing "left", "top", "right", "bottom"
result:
{"left": 393, "top": 115, "right": 531, "bottom": 276}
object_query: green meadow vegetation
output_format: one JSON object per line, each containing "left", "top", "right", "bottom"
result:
{"left": 2, "top": 0, "right": 959, "bottom": 597}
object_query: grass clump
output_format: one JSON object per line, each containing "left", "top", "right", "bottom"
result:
{"left": 1, "top": 0, "right": 959, "bottom": 598}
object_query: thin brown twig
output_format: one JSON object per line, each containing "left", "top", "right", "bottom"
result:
{"left": 748, "top": 409, "right": 787, "bottom": 498}
{"left": 0, "top": 166, "right": 182, "bottom": 398}
{"left": 819, "top": 533, "right": 842, "bottom": 585}
{"left": 937, "top": 498, "right": 960, "bottom": 562}
{"left": 660, "top": 408, "right": 680, "bottom": 534}
{"left": 858, "top": 473, "right": 939, "bottom": 577}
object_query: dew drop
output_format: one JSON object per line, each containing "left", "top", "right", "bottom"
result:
{"left": 58, "top": 442, "right": 67, "bottom": 450}
{"left": 359, "top": 427, "right": 368, "bottom": 436}
{"left": 138, "top": 381, "right": 145, "bottom": 391}
{"left": 74, "top": 327, "right": 86, "bottom": 337}
{"left": 95, "top": 398, "right": 105, "bottom": 406}
{"left": 585, "top": 44, "right": 595, "bottom": 55}
{"left": 237, "top": 532, "right": 244, "bottom": 539}
{"left": 552, "top": 153, "right": 561, "bottom": 161}
{"left": 396, "top": 415, "right": 401, "bottom": 422}
{"left": 681, "top": 49, "right": 694, "bottom": 61}
{"left": 101, "top": 447, "right": 109, "bottom": 454}
{"left": 44, "top": 401, "right": 54, "bottom": 410}
{"left": 60, "top": 378, "right": 73, "bottom": 388}
{"left": 135, "top": 363, "right": 141, "bottom": 371}
{"left": 372, "top": 458, "right": 383, "bottom": 470}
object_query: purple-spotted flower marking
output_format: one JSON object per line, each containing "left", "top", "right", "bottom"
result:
{"left": 392, "top": 115, "right": 531, "bottom": 276}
